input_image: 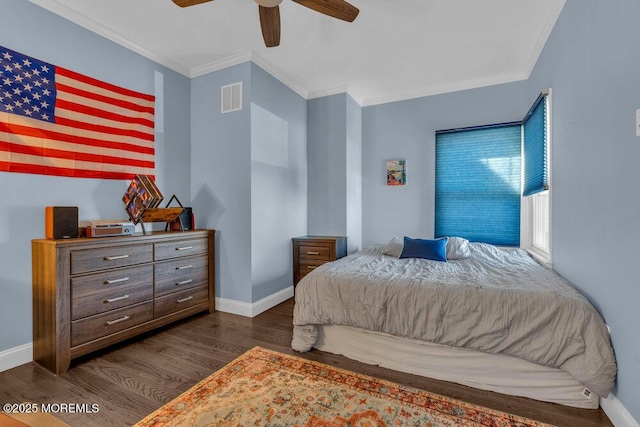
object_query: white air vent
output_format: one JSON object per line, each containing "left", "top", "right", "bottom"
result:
{"left": 221, "top": 82, "right": 242, "bottom": 113}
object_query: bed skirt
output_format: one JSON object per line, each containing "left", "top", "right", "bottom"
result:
{"left": 315, "top": 324, "right": 599, "bottom": 409}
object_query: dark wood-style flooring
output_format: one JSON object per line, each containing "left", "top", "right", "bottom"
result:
{"left": 0, "top": 299, "right": 612, "bottom": 426}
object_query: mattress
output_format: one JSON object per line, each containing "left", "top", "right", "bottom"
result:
{"left": 315, "top": 324, "right": 599, "bottom": 409}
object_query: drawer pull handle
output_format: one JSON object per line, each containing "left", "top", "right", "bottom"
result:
{"left": 307, "top": 251, "right": 320, "bottom": 255}
{"left": 177, "top": 296, "right": 193, "bottom": 303}
{"left": 104, "top": 254, "right": 130, "bottom": 261}
{"left": 105, "top": 315, "right": 130, "bottom": 326}
{"left": 104, "top": 277, "right": 130, "bottom": 285}
{"left": 176, "top": 264, "right": 193, "bottom": 270}
{"left": 308, "top": 266, "right": 317, "bottom": 270}
{"left": 104, "top": 294, "right": 130, "bottom": 304}
{"left": 176, "top": 279, "right": 193, "bottom": 286}
{"left": 176, "top": 246, "right": 193, "bottom": 251}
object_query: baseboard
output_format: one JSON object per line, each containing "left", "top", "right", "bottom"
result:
{"left": 601, "top": 393, "right": 639, "bottom": 427}
{"left": 0, "top": 288, "right": 293, "bottom": 372}
{"left": 0, "top": 343, "right": 32, "bottom": 373}
{"left": 216, "top": 286, "right": 294, "bottom": 318}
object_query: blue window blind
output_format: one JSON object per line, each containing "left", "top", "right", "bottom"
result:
{"left": 435, "top": 124, "right": 522, "bottom": 246}
{"left": 523, "top": 93, "right": 548, "bottom": 196}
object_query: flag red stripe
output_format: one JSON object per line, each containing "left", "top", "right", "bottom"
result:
{"left": 56, "top": 99, "right": 155, "bottom": 128}
{"left": 57, "top": 83, "right": 155, "bottom": 115}
{"left": 56, "top": 67, "right": 156, "bottom": 103}
{"left": 55, "top": 117, "right": 154, "bottom": 142}
{"left": 0, "top": 160, "right": 153, "bottom": 180}
{"left": 0, "top": 121, "right": 154, "bottom": 155}
{"left": 0, "top": 141, "right": 155, "bottom": 169}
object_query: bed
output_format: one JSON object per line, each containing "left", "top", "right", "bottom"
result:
{"left": 291, "top": 237, "right": 617, "bottom": 409}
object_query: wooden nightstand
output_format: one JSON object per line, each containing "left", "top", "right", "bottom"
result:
{"left": 292, "top": 235, "right": 347, "bottom": 285}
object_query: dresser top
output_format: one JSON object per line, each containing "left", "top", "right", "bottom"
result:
{"left": 292, "top": 235, "right": 347, "bottom": 242}
{"left": 32, "top": 229, "right": 214, "bottom": 247}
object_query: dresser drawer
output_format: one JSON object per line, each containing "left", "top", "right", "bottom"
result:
{"left": 298, "top": 244, "right": 331, "bottom": 260}
{"left": 154, "top": 285, "right": 209, "bottom": 318}
{"left": 154, "top": 255, "right": 208, "bottom": 297}
{"left": 71, "top": 301, "right": 154, "bottom": 347}
{"left": 154, "top": 238, "right": 208, "bottom": 261}
{"left": 71, "top": 244, "right": 153, "bottom": 275}
{"left": 71, "top": 265, "right": 153, "bottom": 320}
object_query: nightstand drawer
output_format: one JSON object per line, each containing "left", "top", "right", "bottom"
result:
{"left": 299, "top": 260, "right": 327, "bottom": 278}
{"left": 298, "top": 244, "right": 331, "bottom": 260}
{"left": 154, "top": 285, "right": 209, "bottom": 318}
{"left": 71, "top": 244, "right": 153, "bottom": 275}
{"left": 71, "top": 301, "right": 154, "bottom": 347}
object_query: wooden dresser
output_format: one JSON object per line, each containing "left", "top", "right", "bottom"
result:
{"left": 32, "top": 229, "right": 215, "bottom": 374}
{"left": 292, "top": 235, "right": 347, "bottom": 285}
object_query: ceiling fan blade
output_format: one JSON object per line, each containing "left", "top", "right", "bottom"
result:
{"left": 172, "top": 0, "right": 214, "bottom": 7}
{"left": 259, "top": 5, "right": 281, "bottom": 47}
{"left": 292, "top": 0, "right": 359, "bottom": 22}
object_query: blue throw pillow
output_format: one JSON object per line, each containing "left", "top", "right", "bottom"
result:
{"left": 399, "top": 237, "right": 448, "bottom": 262}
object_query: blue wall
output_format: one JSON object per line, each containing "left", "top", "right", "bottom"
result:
{"left": 526, "top": 0, "right": 640, "bottom": 419}
{"left": 250, "top": 63, "right": 307, "bottom": 301}
{"left": 361, "top": 82, "right": 528, "bottom": 247}
{"left": 190, "top": 62, "right": 307, "bottom": 304}
{"left": 345, "top": 95, "right": 363, "bottom": 253}
{"left": 351, "top": 1, "right": 640, "bottom": 420}
{"left": 0, "top": 0, "right": 191, "bottom": 353}
{"left": 307, "top": 93, "right": 363, "bottom": 252}
{"left": 307, "top": 94, "right": 348, "bottom": 236}
{"left": 191, "top": 63, "right": 253, "bottom": 303}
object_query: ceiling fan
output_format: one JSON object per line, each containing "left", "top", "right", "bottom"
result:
{"left": 172, "top": 0, "right": 359, "bottom": 48}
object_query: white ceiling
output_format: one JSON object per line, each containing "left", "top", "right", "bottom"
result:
{"left": 29, "top": 0, "right": 566, "bottom": 106}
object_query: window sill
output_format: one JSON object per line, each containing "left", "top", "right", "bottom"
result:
{"left": 526, "top": 247, "right": 552, "bottom": 269}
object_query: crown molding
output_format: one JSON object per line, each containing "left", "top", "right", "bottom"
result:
{"left": 189, "top": 51, "right": 253, "bottom": 78}
{"left": 28, "top": 0, "right": 556, "bottom": 108}
{"left": 249, "top": 52, "right": 309, "bottom": 100}
{"left": 307, "top": 84, "right": 352, "bottom": 101}
{"left": 29, "top": 0, "right": 192, "bottom": 77}
{"left": 357, "top": 71, "right": 529, "bottom": 108}
{"left": 522, "top": 0, "right": 566, "bottom": 80}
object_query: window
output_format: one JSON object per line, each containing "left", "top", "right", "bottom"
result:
{"left": 521, "top": 91, "right": 551, "bottom": 265}
{"left": 435, "top": 124, "right": 522, "bottom": 246}
{"left": 434, "top": 89, "right": 551, "bottom": 261}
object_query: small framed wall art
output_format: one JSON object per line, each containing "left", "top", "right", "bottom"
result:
{"left": 386, "top": 159, "right": 406, "bottom": 186}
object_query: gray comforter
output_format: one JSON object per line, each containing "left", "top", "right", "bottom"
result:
{"left": 292, "top": 243, "right": 616, "bottom": 397}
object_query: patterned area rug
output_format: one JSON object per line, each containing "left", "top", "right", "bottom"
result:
{"left": 135, "top": 346, "right": 555, "bottom": 427}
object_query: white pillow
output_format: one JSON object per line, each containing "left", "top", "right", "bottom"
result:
{"left": 382, "top": 236, "right": 404, "bottom": 258}
{"left": 446, "top": 236, "right": 470, "bottom": 260}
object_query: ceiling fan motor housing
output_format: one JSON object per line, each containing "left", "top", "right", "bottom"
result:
{"left": 254, "top": 0, "right": 284, "bottom": 7}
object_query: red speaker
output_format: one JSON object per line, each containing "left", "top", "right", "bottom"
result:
{"left": 45, "top": 206, "right": 79, "bottom": 239}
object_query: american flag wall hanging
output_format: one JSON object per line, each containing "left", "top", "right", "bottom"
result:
{"left": 0, "top": 45, "right": 155, "bottom": 180}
